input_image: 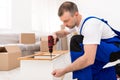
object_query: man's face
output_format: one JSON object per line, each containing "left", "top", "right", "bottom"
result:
{"left": 60, "top": 11, "right": 77, "bottom": 29}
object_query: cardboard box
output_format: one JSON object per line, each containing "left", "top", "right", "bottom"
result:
{"left": 40, "top": 36, "right": 56, "bottom": 52}
{"left": 19, "top": 33, "right": 35, "bottom": 44}
{"left": 60, "top": 25, "right": 68, "bottom": 50}
{"left": 61, "top": 37, "right": 68, "bottom": 50}
{"left": 0, "top": 46, "right": 21, "bottom": 70}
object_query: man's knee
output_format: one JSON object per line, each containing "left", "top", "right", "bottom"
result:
{"left": 110, "top": 51, "right": 120, "bottom": 62}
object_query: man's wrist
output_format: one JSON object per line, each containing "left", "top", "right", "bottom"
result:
{"left": 52, "top": 33, "right": 57, "bottom": 38}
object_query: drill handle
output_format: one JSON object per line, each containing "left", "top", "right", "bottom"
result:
{"left": 55, "top": 37, "right": 59, "bottom": 44}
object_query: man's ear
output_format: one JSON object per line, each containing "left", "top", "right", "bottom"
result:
{"left": 75, "top": 12, "right": 79, "bottom": 16}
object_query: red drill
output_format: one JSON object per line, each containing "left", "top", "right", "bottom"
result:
{"left": 48, "top": 35, "right": 59, "bottom": 58}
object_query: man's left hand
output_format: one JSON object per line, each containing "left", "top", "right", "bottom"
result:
{"left": 52, "top": 68, "right": 66, "bottom": 77}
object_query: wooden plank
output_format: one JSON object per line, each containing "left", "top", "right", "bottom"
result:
{"left": 18, "top": 50, "right": 68, "bottom": 60}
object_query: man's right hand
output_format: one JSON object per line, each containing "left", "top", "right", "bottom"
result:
{"left": 52, "top": 34, "right": 59, "bottom": 45}
{"left": 52, "top": 30, "right": 70, "bottom": 44}
{"left": 55, "top": 30, "right": 70, "bottom": 38}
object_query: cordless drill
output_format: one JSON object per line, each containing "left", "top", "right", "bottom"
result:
{"left": 48, "top": 35, "right": 59, "bottom": 58}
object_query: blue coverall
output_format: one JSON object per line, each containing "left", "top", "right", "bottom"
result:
{"left": 70, "top": 17, "right": 120, "bottom": 80}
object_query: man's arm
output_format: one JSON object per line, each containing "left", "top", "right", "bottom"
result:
{"left": 65, "top": 44, "right": 97, "bottom": 72}
{"left": 52, "top": 30, "right": 70, "bottom": 44}
{"left": 52, "top": 44, "right": 97, "bottom": 77}
{"left": 55, "top": 30, "right": 70, "bottom": 38}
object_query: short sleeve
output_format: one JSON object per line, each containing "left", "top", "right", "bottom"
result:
{"left": 82, "top": 18, "right": 103, "bottom": 44}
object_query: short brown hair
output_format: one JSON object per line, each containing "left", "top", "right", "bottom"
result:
{"left": 58, "top": 1, "right": 78, "bottom": 17}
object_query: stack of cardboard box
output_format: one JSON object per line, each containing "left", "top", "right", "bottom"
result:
{"left": 60, "top": 24, "right": 68, "bottom": 50}
{"left": 40, "top": 36, "right": 56, "bottom": 52}
{"left": 19, "top": 33, "right": 36, "bottom": 44}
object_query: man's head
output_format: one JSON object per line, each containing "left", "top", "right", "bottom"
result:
{"left": 58, "top": 1, "right": 80, "bottom": 29}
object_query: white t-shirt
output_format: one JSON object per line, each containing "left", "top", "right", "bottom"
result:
{"left": 69, "top": 16, "right": 117, "bottom": 44}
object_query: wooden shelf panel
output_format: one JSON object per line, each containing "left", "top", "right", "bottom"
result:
{"left": 18, "top": 50, "right": 68, "bottom": 60}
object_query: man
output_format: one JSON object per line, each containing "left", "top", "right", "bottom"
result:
{"left": 52, "top": 1, "right": 120, "bottom": 80}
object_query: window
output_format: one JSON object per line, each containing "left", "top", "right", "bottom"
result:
{"left": 32, "top": 0, "right": 61, "bottom": 35}
{"left": 0, "top": 0, "right": 11, "bottom": 29}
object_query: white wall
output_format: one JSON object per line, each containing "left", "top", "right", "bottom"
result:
{"left": 11, "top": 0, "right": 61, "bottom": 34}
{"left": 11, "top": 0, "right": 32, "bottom": 33}
{"left": 32, "top": 0, "right": 61, "bottom": 36}
{"left": 6, "top": 0, "right": 120, "bottom": 33}
{"left": 61, "top": 0, "right": 120, "bottom": 30}
{"left": 77, "top": 0, "right": 120, "bottom": 30}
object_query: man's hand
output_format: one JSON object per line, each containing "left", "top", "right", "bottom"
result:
{"left": 52, "top": 30, "right": 69, "bottom": 44}
{"left": 52, "top": 34, "right": 59, "bottom": 45}
{"left": 55, "top": 30, "right": 70, "bottom": 38}
{"left": 52, "top": 68, "right": 66, "bottom": 77}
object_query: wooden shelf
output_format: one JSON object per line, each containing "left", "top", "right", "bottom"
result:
{"left": 18, "top": 50, "right": 68, "bottom": 60}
